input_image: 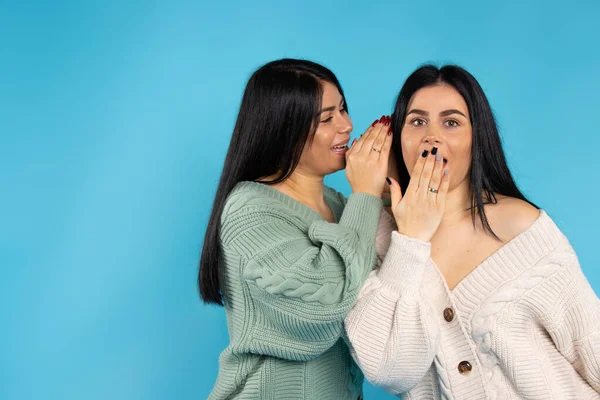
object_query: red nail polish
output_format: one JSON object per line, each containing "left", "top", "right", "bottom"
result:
{"left": 372, "top": 120, "right": 378, "bottom": 127}
{"left": 387, "top": 128, "right": 392, "bottom": 136}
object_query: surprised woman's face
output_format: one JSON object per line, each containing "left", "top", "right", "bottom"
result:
{"left": 401, "top": 84, "right": 472, "bottom": 192}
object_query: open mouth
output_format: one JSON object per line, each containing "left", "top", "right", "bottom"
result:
{"left": 330, "top": 140, "right": 349, "bottom": 154}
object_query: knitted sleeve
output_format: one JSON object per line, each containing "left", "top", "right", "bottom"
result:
{"left": 345, "top": 231, "right": 440, "bottom": 395}
{"left": 375, "top": 209, "right": 395, "bottom": 265}
{"left": 543, "top": 249, "right": 600, "bottom": 392}
{"left": 222, "top": 192, "right": 382, "bottom": 361}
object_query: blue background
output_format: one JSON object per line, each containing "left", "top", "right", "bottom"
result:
{"left": 2, "top": 1, "right": 599, "bottom": 399}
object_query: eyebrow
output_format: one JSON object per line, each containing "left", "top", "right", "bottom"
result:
{"left": 318, "top": 99, "right": 345, "bottom": 115}
{"left": 406, "top": 108, "right": 467, "bottom": 118}
{"left": 440, "top": 109, "right": 467, "bottom": 118}
{"left": 406, "top": 109, "right": 428, "bottom": 116}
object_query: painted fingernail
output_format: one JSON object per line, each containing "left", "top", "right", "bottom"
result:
{"left": 431, "top": 147, "right": 438, "bottom": 155}
{"left": 372, "top": 119, "right": 379, "bottom": 127}
{"left": 386, "top": 177, "right": 392, "bottom": 185}
{"left": 422, "top": 150, "right": 429, "bottom": 157}
{"left": 387, "top": 128, "right": 392, "bottom": 136}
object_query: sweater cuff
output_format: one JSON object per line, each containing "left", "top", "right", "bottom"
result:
{"left": 377, "top": 231, "right": 431, "bottom": 293}
{"left": 338, "top": 193, "right": 383, "bottom": 242}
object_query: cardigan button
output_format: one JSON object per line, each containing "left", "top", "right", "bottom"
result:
{"left": 458, "top": 361, "right": 472, "bottom": 374}
{"left": 443, "top": 307, "right": 454, "bottom": 322}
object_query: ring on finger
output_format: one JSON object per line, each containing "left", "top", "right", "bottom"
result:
{"left": 372, "top": 148, "right": 381, "bottom": 153}
{"left": 428, "top": 187, "right": 438, "bottom": 194}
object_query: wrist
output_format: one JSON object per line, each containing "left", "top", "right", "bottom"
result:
{"left": 395, "top": 227, "right": 432, "bottom": 243}
{"left": 351, "top": 186, "right": 382, "bottom": 198}
{"left": 352, "top": 190, "right": 381, "bottom": 198}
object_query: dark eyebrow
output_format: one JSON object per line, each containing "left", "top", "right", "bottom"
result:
{"left": 406, "top": 109, "right": 428, "bottom": 116}
{"left": 407, "top": 109, "right": 468, "bottom": 118}
{"left": 440, "top": 109, "right": 467, "bottom": 118}
{"left": 318, "top": 99, "right": 345, "bottom": 115}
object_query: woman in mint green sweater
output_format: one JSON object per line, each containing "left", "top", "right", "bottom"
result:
{"left": 199, "top": 58, "right": 392, "bottom": 399}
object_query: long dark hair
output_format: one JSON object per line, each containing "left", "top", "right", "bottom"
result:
{"left": 391, "top": 65, "right": 537, "bottom": 239}
{"left": 199, "top": 59, "right": 347, "bottom": 305}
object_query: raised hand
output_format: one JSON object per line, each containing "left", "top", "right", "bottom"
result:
{"left": 387, "top": 147, "right": 450, "bottom": 242}
{"left": 345, "top": 116, "right": 393, "bottom": 198}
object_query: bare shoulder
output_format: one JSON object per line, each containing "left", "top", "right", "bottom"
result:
{"left": 484, "top": 195, "right": 541, "bottom": 241}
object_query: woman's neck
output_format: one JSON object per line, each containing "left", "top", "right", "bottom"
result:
{"left": 440, "top": 180, "right": 473, "bottom": 226}
{"left": 269, "top": 171, "right": 334, "bottom": 221}
{"left": 275, "top": 172, "right": 324, "bottom": 202}
{"left": 263, "top": 170, "right": 329, "bottom": 212}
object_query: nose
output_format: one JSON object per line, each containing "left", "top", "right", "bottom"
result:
{"left": 337, "top": 114, "right": 353, "bottom": 135}
{"left": 422, "top": 127, "right": 442, "bottom": 146}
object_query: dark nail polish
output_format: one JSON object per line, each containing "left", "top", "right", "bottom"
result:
{"left": 386, "top": 177, "right": 392, "bottom": 185}
{"left": 431, "top": 147, "right": 438, "bottom": 155}
{"left": 422, "top": 150, "right": 429, "bottom": 158}
{"left": 372, "top": 120, "right": 378, "bottom": 127}
{"left": 387, "top": 128, "right": 392, "bottom": 136}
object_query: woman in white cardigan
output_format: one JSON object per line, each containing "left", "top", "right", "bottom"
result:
{"left": 345, "top": 65, "right": 600, "bottom": 399}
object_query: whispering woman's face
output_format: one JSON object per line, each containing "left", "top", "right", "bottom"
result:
{"left": 296, "top": 81, "right": 353, "bottom": 178}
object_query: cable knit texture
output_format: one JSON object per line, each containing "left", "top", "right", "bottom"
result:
{"left": 345, "top": 211, "right": 600, "bottom": 399}
{"left": 208, "top": 181, "right": 383, "bottom": 400}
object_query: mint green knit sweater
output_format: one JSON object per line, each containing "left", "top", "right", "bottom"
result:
{"left": 208, "top": 181, "right": 382, "bottom": 400}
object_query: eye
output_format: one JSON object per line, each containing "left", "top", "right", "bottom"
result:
{"left": 445, "top": 119, "right": 460, "bottom": 128}
{"left": 320, "top": 116, "right": 333, "bottom": 123}
{"left": 409, "top": 118, "right": 427, "bottom": 127}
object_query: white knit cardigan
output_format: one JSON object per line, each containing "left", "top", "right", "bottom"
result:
{"left": 346, "top": 211, "right": 600, "bottom": 399}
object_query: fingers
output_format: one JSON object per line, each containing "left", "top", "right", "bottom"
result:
{"left": 378, "top": 126, "right": 393, "bottom": 169}
{"left": 360, "top": 116, "right": 389, "bottom": 156}
{"left": 350, "top": 115, "right": 384, "bottom": 154}
{"left": 387, "top": 176, "right": 403, "bottom": 209}
{"left": 348, "top": 125, "right": 373, "bottom": 155}
{"left": 418, "top": 147, "right": 440, "bottom": 196}
{"left": 427, "top": 149, "right": 445, "bottom": 199}
{"left": 406, "top": 148, "right": 428, "bottom": 193}
{"left": 436, "top": 167, "right": 450, "bottom": 205}
{"left": 371, "top": 120, "right": 392, "bottom": 159}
